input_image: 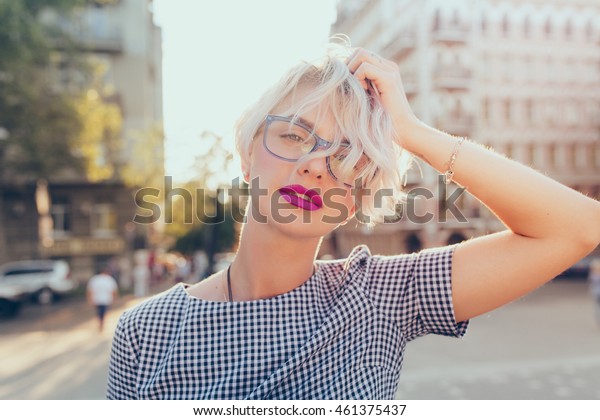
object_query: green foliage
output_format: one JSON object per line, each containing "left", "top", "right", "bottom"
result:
{"left": 166, "top": 130, "right": 240, "bottom": 257}
{"left": 121, "top": 123, "right": 165, "bottom": 188}
{"left": 171, "top": 195, "right": 239, "bottom": 258}
{"left": 0, "top": 0, "right": 123, "bottom": 182}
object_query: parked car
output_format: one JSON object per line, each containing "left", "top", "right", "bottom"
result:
{"left": 0, "top": 260, "right": 75, "bottom": 317}
{"left": 558, "top": 255, "right": 593, "bottom": 279}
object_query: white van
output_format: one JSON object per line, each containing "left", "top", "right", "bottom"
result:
{"left": 0, "top": 260, "right": 75, "bottom": 317}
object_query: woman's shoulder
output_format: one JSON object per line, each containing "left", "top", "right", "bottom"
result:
{"left": 315, "top": 244, "right": 372, "bottom": 283}
{"left": 117, "top": 284, "right": 187, "bottom": 331}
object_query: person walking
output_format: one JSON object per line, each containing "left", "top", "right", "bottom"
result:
{"left": 87, "top": 268, "right": 118, "bottom": 332}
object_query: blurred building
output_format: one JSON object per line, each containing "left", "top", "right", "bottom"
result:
{"left": 0, "top": 0, "right": 163, "bottom": 284}
{"left": 322, "top": 0, "right": 600, "bottom": 257}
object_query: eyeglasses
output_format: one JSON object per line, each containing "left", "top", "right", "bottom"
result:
{"left": 262, "top": 115, "right": 368, "bottom": 188}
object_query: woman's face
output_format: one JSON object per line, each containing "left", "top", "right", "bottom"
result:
{"left": 243, "top": 101, "right": 357, "bottom": 239}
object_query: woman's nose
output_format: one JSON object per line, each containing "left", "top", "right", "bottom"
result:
{"left": 296, "top": 156, "right": 327, "bottom": 182}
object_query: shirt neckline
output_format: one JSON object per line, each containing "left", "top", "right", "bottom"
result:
{"left": 181, "top": 263, "right": 321, "bottom": 305}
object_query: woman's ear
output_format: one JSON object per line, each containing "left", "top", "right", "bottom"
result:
{"left": 241, "top": 149, "right": 253, "bottom": 184}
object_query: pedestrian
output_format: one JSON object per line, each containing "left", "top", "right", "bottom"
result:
{"left": 87, "top": 268, "right": 118, "bottom": 333}
{"left": 589, "top": 258, "right": 600, "bottom": 325}
{"left": 107, "top": 41, "right": 600, "bottom": 399}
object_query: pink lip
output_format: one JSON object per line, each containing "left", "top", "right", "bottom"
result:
{"left": 278, "top": 184, "right": 323, "bottom": 211}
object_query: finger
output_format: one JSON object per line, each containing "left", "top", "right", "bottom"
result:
{"left": 344, "top": 47, "right": 360, "bottom": 65}
{"left": 353, "top": 61, "right": 383, "bottom": 93}
{"left": 347, "top": 48, "right": 389, "bottom": 75}
{"left": 346, "top": 47, "right": 370, "bottom": 74}
{"left": 367, "top": 79, "right": 380, "bottom": 96}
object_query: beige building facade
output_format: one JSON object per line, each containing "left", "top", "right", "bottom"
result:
{"left": 0, "top": 0, "right": 163, "bottom": 284}
{"left": 323, "top": 0, "right": 600, "bottom": 258}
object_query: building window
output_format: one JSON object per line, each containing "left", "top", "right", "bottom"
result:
{"left": 565, "top": 19, "right": 573, "bottom": 40}
{"left": 433, "top": 9, "right": 441, "bottom": 31}
{"left": 532, "top": 143, "right": 543, "bottom": 167}
{"left": 526, "top": 143, "right": 535, "bottom": 166}
{"left": 523, "top": 16, "right": 531, "bottom": 38}
{"left": 502, "top": 14, "right": 509, "bottom": 37}
{"left": 547, "top": 143, "right": 556, "bottom": 167}
{"left": 525, "top": 98, "right": 534, "bottom": 124}
{"left": 482, "top": 97, "right": 489, "bottom": 123}
{"left": 567, "top": 144, "right": 576, "bottom": 169}
{"left": 451, "top": 9, "right": 459, "bottom": 25}
{"left": 91, "top": 203, "right": 117, "bottom": 237}
{"left": 51, "top": 198, "right": 71, "bottom": 238}
{"left": 585, "top": 20, "right": 593, "bottom": 42}
{"left": 574, "top": 143, "right": 587, "bottom": 169}
{"left": 544, "top": 18, "right": 553, "bottom": 38}
{"left": 594, "top": 143, "right": 600, "bottom": 169}
{"left": 503, "top": 98, "right": 512, "bottom": 124}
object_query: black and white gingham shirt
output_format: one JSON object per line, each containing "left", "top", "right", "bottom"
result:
{"left": 107, "top": 244, "right": 468, "bottom": 399}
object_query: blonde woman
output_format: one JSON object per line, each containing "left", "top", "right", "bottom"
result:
{"left": 107, "top": 45, "right": 600, "bottom": 399}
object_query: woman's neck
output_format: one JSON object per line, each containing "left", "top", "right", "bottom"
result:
{"left": 230, "top": 219, "right": 322, "bottom": 301}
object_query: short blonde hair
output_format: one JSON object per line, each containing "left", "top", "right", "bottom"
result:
{"left": 234, "top": 43, "right": 413, "bottom": 226}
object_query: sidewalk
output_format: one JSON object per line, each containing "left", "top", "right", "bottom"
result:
{"left": 0, "top": 281, "right": 176, "bottom": 400}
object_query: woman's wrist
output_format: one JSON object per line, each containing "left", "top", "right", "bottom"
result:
{"left": 393, "top": 116, "right": 430, "bottom": 153}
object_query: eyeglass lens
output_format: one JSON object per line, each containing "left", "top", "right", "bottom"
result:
{"left": 265, "top": 118, "right": 367, "bottom": 186}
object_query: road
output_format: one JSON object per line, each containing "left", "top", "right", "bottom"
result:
{"left": 0, "top": 289, "right": 157, "bottom": 399}
{"left": 0, "top": 278, "right": 598, "bottom": 400}
{"left": 396, "top": 279, "right": 600, "bottom": 399}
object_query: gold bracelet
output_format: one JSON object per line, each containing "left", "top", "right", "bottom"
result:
{"left": 443, "top": 137, "right": 465, "bottom": 185}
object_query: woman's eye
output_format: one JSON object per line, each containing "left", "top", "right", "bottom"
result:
{"left": 281, "top": 133, "right": 305, "bottom": 142}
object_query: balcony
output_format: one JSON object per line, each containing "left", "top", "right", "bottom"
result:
{"left": 43, "top": 8, "right": 123, "bottom": 53}
{"left": 432, "top": 23, "right": 470, "bottom": 44}
{"left": 42, "top": 236, "right": 125, "bottom": 257}
{"left": 433, "top": 66, "right": 472, "bottom": 90}
{"left": 382, "top": 30, "right": 417, "bottom": 62}
{"left": 76, "top": 29, "right": 123, "bottom": 53}
{"left": 434, "top": 114, "right": 474, "bottom": 137}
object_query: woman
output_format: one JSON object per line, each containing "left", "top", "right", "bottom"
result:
{"left": 107, "top": 45, "right": 600, "bottom": 399}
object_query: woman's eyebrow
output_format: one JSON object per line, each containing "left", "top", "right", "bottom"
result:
{"left": 286, "top": 114, "right": 351, "bottom": 144}
{"left": 286, "top": 115, "right": 315, "bottom": 130}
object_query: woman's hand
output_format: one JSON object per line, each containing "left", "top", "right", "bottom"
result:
{"left": 346, "top": 48, "right": 422, "bottom": 149}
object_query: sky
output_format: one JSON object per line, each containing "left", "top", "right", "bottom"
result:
{"left": 152, "top": 0, "right": 339, "bottom": 185}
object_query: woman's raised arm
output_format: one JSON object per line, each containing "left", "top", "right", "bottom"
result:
{"left": 347, "top": 48, "right": 600, "bottom": 322}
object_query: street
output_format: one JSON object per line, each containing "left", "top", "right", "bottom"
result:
{"left": 397, "top": 279, "right": 600, "bottom": 399}
{"left": 0, "top": 279, "right": 598, "bottom": 400}
{"left": 0, "top": 290, "right": 155, "bottom": 399}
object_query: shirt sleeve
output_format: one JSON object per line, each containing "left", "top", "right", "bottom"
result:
{"left": 106, "top": 313, "right": 139, "bottom": 399}
{"left": 364, "top": 244, "right": 469, "bottom": 342}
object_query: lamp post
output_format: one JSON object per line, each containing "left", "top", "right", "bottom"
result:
{"left": 0, "top": 126, "right": 8, "bottom": 175}
{"left": 0, "top": 127, "right": 9, "bottom": 263}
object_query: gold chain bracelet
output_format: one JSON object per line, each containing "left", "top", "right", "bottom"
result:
{"left": 443, "top": 137, "right": 465, "bottom": 185}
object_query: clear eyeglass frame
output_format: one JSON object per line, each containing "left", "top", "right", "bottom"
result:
{"left": 262, "top": 114, "right": 363, "bottom": 188}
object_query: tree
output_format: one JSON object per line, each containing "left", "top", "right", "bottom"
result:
{"left": 167, "top": 131, "right": 241, "bottom": 273}
{"left": 0, "top": 0, "right": 123, "bottom": 183}
{"left": 74, "top": 59, "right": 124, "bottom": 182}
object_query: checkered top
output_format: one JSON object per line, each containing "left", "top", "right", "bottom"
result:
{"left": 107, "top": 244, "right": 468, "bottom": 400}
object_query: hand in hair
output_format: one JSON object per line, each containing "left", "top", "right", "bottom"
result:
{"left": 346, "top": 48, "right": 421, "bottom": 149}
